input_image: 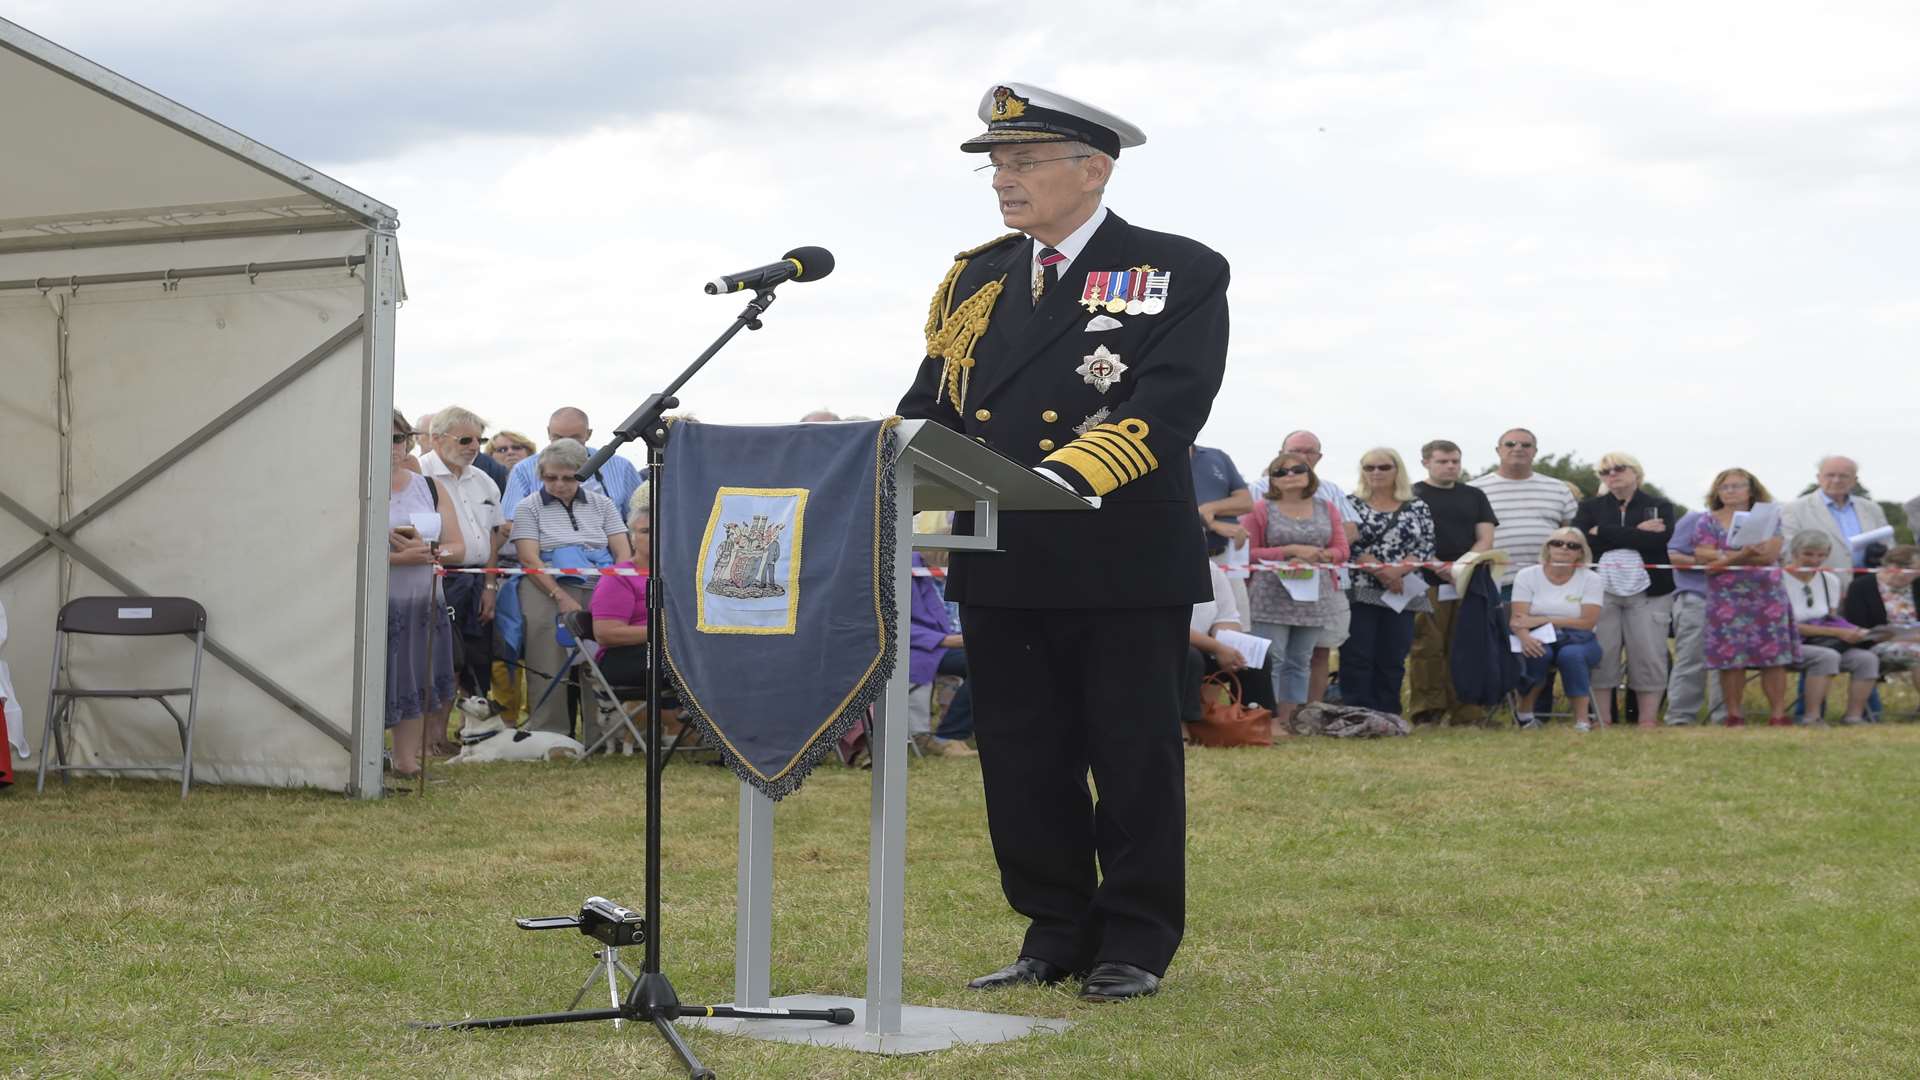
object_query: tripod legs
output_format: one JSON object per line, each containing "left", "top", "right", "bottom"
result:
{"left": 568, "top": 945, "right": 640, "bottom": 1027}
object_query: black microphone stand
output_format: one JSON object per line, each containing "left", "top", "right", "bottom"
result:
{"left": 416, "top": 286, "right": 853, "bottom": 1078}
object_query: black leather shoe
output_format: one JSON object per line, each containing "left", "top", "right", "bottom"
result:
{"left": 1077, "top": 961, "right": 1159, "bottom": 1002}
{"left": 966, "top": 956, "right": 1073, "bottom": 990}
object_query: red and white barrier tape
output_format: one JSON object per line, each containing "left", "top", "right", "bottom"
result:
{"left": 1221, "top": 559, "right": 1885, "bottom": 575}
{"left": 435, "top": 566, "right": 645, "bottom": 577}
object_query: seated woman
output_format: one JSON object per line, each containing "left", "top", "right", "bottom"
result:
{"left": 587, "top": 504, "right": 680, "bottom": 750}
{"left": 1186, "top": 558, "right": 1278, "bottom": 726}
{"left": 510, "top": 438, "right": 632, "bottom": 737}
{"left": 1843, "top": 543, "right": 1920, "bottom": 694}
{"left": 1509, "top": 528, "right": 1604, "bottom": 730}
{"left": 1782, "top": 532, "right": 1878, "bottom": 725}
{"left": 907, "top": 549, "right": 977, "bottom": 758}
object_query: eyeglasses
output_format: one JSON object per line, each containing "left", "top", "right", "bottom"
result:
{"left": 1546, "top": 540, "right": 1582, "bottom": 551}
{"left": 1269, "top": 465, "right": 1311, "bottom": 477}
{"left": 540, "top": 473, "right": 578, "bottom": 483}
{"left": 391, "top": 432, "right": 414, "bottom": 445}
{"left": 445, "top": 435, "right": 479, "bottom": 446}
{"left": 1597, "top": 465, "right": 1630, "bottom": 477}
{"left": 973, "top": 154, "right": 1092, "bottom": 175}
{"left": 1501, "top": 440, "right": 1536, "bottom": 450}
{"left": 1362, "top": 463, "right": 1396, "bottom": 472}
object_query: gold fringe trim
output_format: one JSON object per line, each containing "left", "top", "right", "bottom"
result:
{"left": 922, "top": 233, "right": 1019, "bottom": 413}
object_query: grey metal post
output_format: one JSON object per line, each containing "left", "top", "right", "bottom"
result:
{"left": 864, "top": 456, "right": 914, "bottom": 1035}
{"left": 734, "top": 784, "right": 774, "bottom": 1008}
{"left": 348, "top": 227, "right": 399, "bottom": 799}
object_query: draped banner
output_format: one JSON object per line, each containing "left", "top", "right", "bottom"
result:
{"left": 659, "top": 419, "right": 899, "bottom": 799}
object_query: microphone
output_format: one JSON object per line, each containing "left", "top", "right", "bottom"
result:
{"left": 703, "top": 246, "right": 835, "bottom": 295}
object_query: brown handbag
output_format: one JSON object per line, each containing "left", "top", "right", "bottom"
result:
{"left": 1185, "top": 670, "right": 1276, "bottom": 748}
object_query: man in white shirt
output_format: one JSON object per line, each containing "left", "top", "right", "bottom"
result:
{"left": 419, "top": 405, "right": 504, "bottom": 697}
{"left": 1470, "top": 427, "right": 1578, "bottom": 592}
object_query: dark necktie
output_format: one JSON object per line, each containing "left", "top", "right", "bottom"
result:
{"left": 1032, "top": 246, "right": 1065, "bottom": 304}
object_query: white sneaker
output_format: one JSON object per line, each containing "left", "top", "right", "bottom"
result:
{"left": 1574, "top": 720, "right": 1592, "bottom": 732}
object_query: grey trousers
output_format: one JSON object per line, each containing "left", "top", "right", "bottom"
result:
{"left": 1665, "top": 591, "right": 1725, "bottom": 724}
{"left": 518, "top": 578, "right": 595, "bottom": 736}
{"left": 1596, "top": 591, "right": 1674, "bottom": 692}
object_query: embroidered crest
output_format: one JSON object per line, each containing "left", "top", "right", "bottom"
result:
{"left": 696, "top": 487, "right": 808, "bottom": 634}
{"left": 1073, "top": 407, "right": 1112, "bottom": 435}
{"left": 990, "top": 86, "right": 1028, "bottom": 121}
{"left": 1075, "top": 345, "right": 1128, "bottom": 393}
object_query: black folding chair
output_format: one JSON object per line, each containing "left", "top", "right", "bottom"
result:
{"left": 37, "top": 596, "right": 207, "bottom": 800}
{"left": 546, "top": 610, "right": 690, "bottom": 763}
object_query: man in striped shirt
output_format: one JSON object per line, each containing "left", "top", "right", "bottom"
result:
{"left": 1469, "top": 428, "right": 1578, "bottom": 592}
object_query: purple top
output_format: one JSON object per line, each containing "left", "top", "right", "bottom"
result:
{"left": 588, "top": 561, "right": 648, "bottom": 661}
{"left": 1668, "top": 510, "right": 1708, "bottom": 596}
{"left": 908, "top": 552, "right": 952, "bottom": 685}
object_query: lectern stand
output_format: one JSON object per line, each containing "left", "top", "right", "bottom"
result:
{"left": 685, "top": 420, "right": 1092, "bottom": 1054}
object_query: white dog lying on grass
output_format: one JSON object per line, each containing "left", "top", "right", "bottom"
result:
{"left": 446, "top": 696, "right": 586, "bottom": 764}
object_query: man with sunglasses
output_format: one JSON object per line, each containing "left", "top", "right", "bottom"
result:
{"left": 897, "top": 82, "right": 1230, "bottom": 1004}
{"left": 419, "top": 406, "right": 505, "bottom": 698}
{"left": 1470, "top": 428, "right": 1578, "bottom": 596}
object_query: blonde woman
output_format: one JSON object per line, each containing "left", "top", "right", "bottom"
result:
{"left": 1509, "top": 527, "right": 1604, "bottom": 730}
{"left": 1571, "top": 451, "right": 1676, "bottom": 727}
{"left": 1341, "top": 448, "right": 1434, "bottom": 714}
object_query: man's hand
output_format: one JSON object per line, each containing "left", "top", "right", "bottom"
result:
{"left": 1209, "top": 519, "right": 1249, "bottom": 543}
{"left": 480, "top": 586, "right": 498, "bottom": 622}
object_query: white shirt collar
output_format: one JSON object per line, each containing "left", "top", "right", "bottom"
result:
{"left": 1029, "top": 203, "right": 1108, "bottom": 278}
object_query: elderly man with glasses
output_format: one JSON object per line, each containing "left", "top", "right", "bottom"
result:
{"left": 1782, "top": 456, "right": 1890, "bottom": 572}
{"left": 419, "top": 406, "right": 505, "bottom": 700}
{"left": 896, "top": 82, "right": 1230, "bottom": 1003}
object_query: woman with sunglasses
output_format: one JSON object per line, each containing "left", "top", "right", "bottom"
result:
{"left": 1571, "top": 451, "right": 1676, "bottom": 727}
{"left": 1510, "top": 528, "right": 1605, "bottom": 729}
{"left": 1694, "top": 468, "right": 1793, "bottom": 726}
{"left": 1782, "top": 532, "right": 1877, "bottom": 724}
{"left": 1240, "top": 451, "right": 1349, "bottom": 729}
{"left": 487, "top": 430, "right": 537, "bottom": 468}
{"left": 387, "top": 409, "right": 465, "bottom": 776}
{"left": 1341, "top": 448, "right": 1435, "bottom": 715}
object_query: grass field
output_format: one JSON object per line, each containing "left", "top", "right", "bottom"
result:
{"left": 5, "top": 721, "right": 1919, "bottom": 1079}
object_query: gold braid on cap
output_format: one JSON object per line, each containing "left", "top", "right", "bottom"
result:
{"left": 924, "top": 233, "right": 1018, "bottom": 412}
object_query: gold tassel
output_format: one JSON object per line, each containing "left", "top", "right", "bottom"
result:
{"left": 921, "top": 234, "right": 1019, "bottom": 413}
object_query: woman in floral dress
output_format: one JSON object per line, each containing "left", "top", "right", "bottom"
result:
{"left": 1694, "top": 468, "right": 1794, "bottom": 726}
{"left": 1342, "top": 448, "right": 1435, "bottom": 715}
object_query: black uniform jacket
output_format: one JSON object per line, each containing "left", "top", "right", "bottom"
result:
{"left": 897, "top": 211, "right": 1231, "bottom": 609}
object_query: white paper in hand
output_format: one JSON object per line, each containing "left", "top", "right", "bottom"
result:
{"left": 1277, "top": 567, "right": 1320, "bottom": 602}
{"left": 1224, "top": 539, "right": 1250, "bottom": 581}
{"left": 408, "top": 512, "right": 443, "bottom": 542}
{"left": 1726, "top": 503, "right": 1779, "bottom": 548}
{"left": 1214, "top": 628, "right": 1272, "bottom": 670}
{"left": 1851, "top": 525, "right": 1895, "bottom": 552}
{"left": 1509, "top": 623, "right": 1558, "bottom": 653}
{"left": 1378, "top": 574, "right": 1425, "bottom": 613}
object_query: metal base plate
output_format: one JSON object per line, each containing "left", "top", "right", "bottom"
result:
{"left": 680, "top": 994, "right": 1071, "bottom": 1055}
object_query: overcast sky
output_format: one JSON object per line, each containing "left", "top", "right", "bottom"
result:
{"left": 20, "top": 2, "right": 1920, "bottom": 504}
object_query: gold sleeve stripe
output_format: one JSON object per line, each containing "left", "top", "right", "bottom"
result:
{"left": 1092, "top": 421, "right": 1159, "bottom": 471}
{"left": 1044, "top": 446, "right": 1121, "bottom": 496}
{"left": 1071, "top": 436, "right": 1139, "bottom": 484}
{"left": 1080, "top": 430, "right": 1150, "bottom": 477}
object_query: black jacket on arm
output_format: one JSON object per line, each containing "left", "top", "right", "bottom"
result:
{"left": 897, "top": 212, "right": 1231, "bottom": 609}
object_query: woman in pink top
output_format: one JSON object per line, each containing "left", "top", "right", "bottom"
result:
{"left": 1239, "top": 451, "right": 1350, "bottom": 728}
{"left": 589, "top": 506, "right": 652, "bottom": 688}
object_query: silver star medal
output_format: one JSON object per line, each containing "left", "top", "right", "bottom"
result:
{"left": 1075, "top": 345, "right": 1128, "bottom": 393}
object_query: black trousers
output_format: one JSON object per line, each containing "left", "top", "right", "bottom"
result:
{"left": 441, "top": 573, "right": 493, "bottom": 697}
{"left": 959, "top": 604, "right": 1189, "bottom": 977}
{"left": 1182, "top": 645, "right": 1278, "bottom": 725}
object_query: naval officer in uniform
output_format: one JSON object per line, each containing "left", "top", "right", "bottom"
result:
{"left": 897, "top": 82, "right": 1230, "bottom": 1002}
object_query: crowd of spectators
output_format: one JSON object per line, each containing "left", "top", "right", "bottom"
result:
{"left": 1190, "top": 432, "right": 1920, "bottom": 732}
{"left": 377, "top": 405, "right": 1920, "bottom": 771}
